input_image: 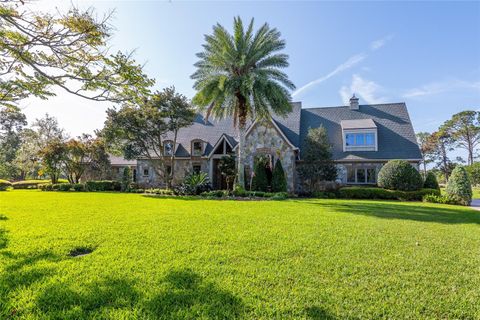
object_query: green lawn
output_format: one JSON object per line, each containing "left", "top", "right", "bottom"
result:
{"left": 1, "top": 191, "right": 480, "bottom": 319}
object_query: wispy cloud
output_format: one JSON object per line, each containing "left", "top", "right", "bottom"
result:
{"left": 370, "top": 34, "right": 394, "bottom": 51}
{"left": 339, "top": 74, "right": 388, "bottom": 105}
{"left": 292, "top": 34, "right": 393, "bottom": 98}
{"left": 403, "top": 79, "right": 480, "bottom": 98}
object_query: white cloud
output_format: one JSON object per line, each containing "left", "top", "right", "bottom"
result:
{"left": 293, "top": 35, "right": 393, "bottom": 98}
{"left": 339, "top": 74, "right": 388, "bottom": 105}
{"left": 403, "top": 79, "right": 480, "bottom": 98}
{"left": 292, "top": 53, "right": 366, "bottom": 97}
{"left": 370, "top": 34, "right": 394, "bottom": 51}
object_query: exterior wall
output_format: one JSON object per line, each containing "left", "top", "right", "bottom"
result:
{"left": 243, "top": 120, "right": 297, "bottom": 193}
{"left": 136, "top": 158, "right": 209, "bottom": 187}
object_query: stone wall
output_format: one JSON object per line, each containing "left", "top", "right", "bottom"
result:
{"left": 243, "top": 120, "right": 297, "bottom": 192}
{"left": 136, "top": 158, "right": 209, "bottom": 187}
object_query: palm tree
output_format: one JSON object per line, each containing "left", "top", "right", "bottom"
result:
{"left": 191, "top": 17, "right": 295, "bottom": 188}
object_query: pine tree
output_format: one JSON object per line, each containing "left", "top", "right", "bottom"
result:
{"left": 271, "top": 159, "right": 287, "bottom": 192}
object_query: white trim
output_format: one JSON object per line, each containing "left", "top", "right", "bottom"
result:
{"left": 342, "top": 128, "right": 378, "bottom": 152}
{"left": 334, "top": 158, "right": 422, "bottom": 163}
{"left": 207, "top": 133, "right": 235, "bottom": 158}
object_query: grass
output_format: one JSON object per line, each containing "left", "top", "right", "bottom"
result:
{"left": 1, "top": 191, "right": 480, "bottom": 319}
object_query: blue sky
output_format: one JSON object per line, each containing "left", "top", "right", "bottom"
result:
{"left": 24, "top": 1, "right": 480, "bottom": 138}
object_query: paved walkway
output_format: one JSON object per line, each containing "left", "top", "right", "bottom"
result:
{"left": 470, "top": 199, "right": 480, "bottom": 211}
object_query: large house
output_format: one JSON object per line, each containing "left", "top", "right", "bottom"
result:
{"left": 109, "top": 96, "right": 422, "bottom": 193}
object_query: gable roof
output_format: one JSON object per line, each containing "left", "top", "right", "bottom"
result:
{"left": 164, "top": 102, "right": 302, "bottom": 157}
{"left": 300, "top": 103, "right": 422, "bottom": 161}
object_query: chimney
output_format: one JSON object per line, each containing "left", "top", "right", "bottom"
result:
{"left": 349, "top": 94, "right": 359, "bottom": 110}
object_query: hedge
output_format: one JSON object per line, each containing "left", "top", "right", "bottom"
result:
{"left": 0, "top": 180, "right": 12, "bottom": 191}
{"left": 336, "top": 187, "right": 440, "bottom": 201}
{"left": 85, "top": 180, "right": 121, "bottom": 192}
{"left": 12, "top": 179, "right": 68, "bottom": 189}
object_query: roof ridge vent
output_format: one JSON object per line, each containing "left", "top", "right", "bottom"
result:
{"left": 349, "top": 94, "right": 359, "bottom": 110}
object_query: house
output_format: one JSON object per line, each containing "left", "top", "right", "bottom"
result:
{"left": 122, "top": 95, "right": 422, "bottom": 193}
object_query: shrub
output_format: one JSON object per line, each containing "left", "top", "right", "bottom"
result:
{"left": 337, "top": 187, "right": 440, "bottom": 201}
{"left": 73, "top": 183, "right": 85, "bottom": 192}
{"left": 423, "top": 171, "right": 440, "bottom": 190}
{"left": 39, "top": 184, "right": 53, "bottom": 191}
{"left": 423, "top": 194, "right": 453, "bottom": 205}
{"left": 232, "top": 185, "right": 247, "bottom": 197}
{"left": 465, "top": 162, "right": 480, "bottom": 186}
{"left": 12, "top": 179, "right": 67, "bottom": 189}
{"left": 271, "top": 192, "right": 288, "bottom": 200}
{"left": 377, "top": 160, "right": 423, "bottom": 191}
{"left": 445, "top": 166, "right": 472, "bottom": 206}
{"left": 85, "top": 180, "right": 121, "bottom": 192}
{"left": 0, "top": 180, "right": 12, "bottom": 191}
{"left": 252, "top": 156, "right": 269, "bottom": 192}
{"left": 271, "top": 159, "right": 287, "bottom": 192}
{"left": 121, "top": 167, "right": 132, "bottom": 191}
{"left": 174, "top": 172, "right": 211, "bottom": 195}
{"left": 58, "top": 183, "right": 72, "bottom": 191}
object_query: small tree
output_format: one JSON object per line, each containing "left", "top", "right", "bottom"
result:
{"left": 39, "top": 139, "right": 66, "bottom": 184}
{"left": 297, "top": 126, "right": 337, "bottom": 192}
{"left": 377, "top": 160, "right": 423, "bottom": 191}
{"left": 446, "top": 166, "right": 472, "bottom": 206}
{"left": 252, "top": 156, "right": 269, "bottom": 192}
{"left": 423, "top": 171, "right": 440, "bottom": 190}
{"left": 271, "top": 159, "right": 287, "bottom": 192}
{"left": 121, "top": 167, "right": 132, "bottom": 191}
{"left": 465, "top": 162, "right": 480, "bottom": 187}
{"left": 218, "top": 155, "right": 236, "bottom": 190}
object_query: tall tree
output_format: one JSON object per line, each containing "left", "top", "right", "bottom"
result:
{"left": 297, "top": 126, "right": 337, "bottom": 192}
{"left": 62, "top": 134, "right": 109, "bottom": 183}
{"left": 442, "top": 111, "right": 480, "bottom": 165}
{"left": 191, "top": 17, "right": 295, "bottom": 188}
{"left": 0, "top": 0, "right": 154, "bottom": 107}
{"left": 154, "top": 87, "right": 195, "bottom": 188}
{"left": 428, "top": 129, "right": 455, "bottom": 181}
{"left": 13, "top": 128, "right": 41, "bottom": 180}
{"left": 31, "top": 114, "right": 67, "bottom": 148}
{"left": 0, "top": 105, "right": 27, "bottom": 178}
{"left": 416, "top": 132, "right": 434, "bottom": 175}
{"left": 102, "top": 101, "right": 169, "bottom": 183}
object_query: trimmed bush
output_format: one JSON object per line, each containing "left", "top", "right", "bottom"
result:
{"left": 337, "top": 187, "right": 440, "bottom": 201}
{"left": 423, "top": 194, "right": 454, "bottom": 205}
{"left": 377, "top": 160, "right": 423, "bottom": 191}
{"left": 445, "top": 166, "right": 472, "bottom": 206}
{"left": 0, "top": 180, "right": 12, "bottom": 191}
{"left": 423, "top": 171, "right": 440, "bottom": 190}
{"left": 12, "top": 179, "right": 67, "bottom": 189}
{"left": 73, "top": 183, "right": 85, "bottom": 192}
{"left": 271, "top": 192, "right": 288, "bottom": 200}
{"left": 232, "top": 185, "right": 247, "bottom": 197}
{"left": 252, "top": 156, "right": 269, "bottom": 192}
{"left": 271, "top": 159, "right": 287, "bottom": 192}
{"left": 85, "top": 180, "right": 121, "bottom": 192}
{"left": 58, "top": 183, "right": 73, "bottom": 191}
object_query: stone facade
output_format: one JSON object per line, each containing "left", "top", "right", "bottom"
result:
{"left": 243, "top": 120, "right": 297, "bottom": 192}
{"left": 136, "top": 158, "right": 209, "bottom": 187}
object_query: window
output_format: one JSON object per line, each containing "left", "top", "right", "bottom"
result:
{"left": 346, "top": 167, "right": 376, "bottom": 184}
{"left": 193, "top": 165, "right": 201, "bottom": 173}
{"left": 345, "top": 132, "right": 376, "bottom": 148}
{"left": 192, "top": 141, "right": 203, "bottom": 156}
{"left": 164, "top": 141, "right": 173, "bottom": 156}
{"left": 143, "top": 168, "right": 149, "bottom": 176}
{"left": 365, "top": 133, "right": 375, "bottom": 146}
{"left": 166, "top": 165, "right": 172, "bottom": 175}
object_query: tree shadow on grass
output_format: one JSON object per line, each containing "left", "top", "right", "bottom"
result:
{"left": 0, "top": 250, "right": 63, "bottom": 318}
{"left": 297, "top": 200, "right": 480, "bottom": 225}
{"left": 305, "top": 306, "right": 340, "bottom": 319}
{"left": 145, "top": 269, "right": 245, "bottom": 319}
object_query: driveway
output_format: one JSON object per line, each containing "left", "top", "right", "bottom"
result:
{"left": 470, "top": 199, "right": 480, "bottom": 210}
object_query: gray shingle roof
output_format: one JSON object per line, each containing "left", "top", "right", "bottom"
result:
{"left": 109, "top": 155, "right": 137, "bottom": 166}
{"left": 299, "top": 103, "right": 422, "bottom": 161}
{"left": 166, "top": 102, "right": 303, "bottom": 157}
{"left": 341, "top": 118, "right": 377, "bottom": 129}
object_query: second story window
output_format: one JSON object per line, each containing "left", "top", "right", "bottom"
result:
{"left": 143, "top": 168, "right": 149, "bottom": 176}
{"left": 192, "top": 140, "right": 203, "bottom": 156}
{"left": 164, "top": 141, "right": 173, "bottom": 156}
{"left": 345, "top": 133, "right": 375, "bottom": 146}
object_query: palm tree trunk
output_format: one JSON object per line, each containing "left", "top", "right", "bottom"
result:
{"left": 237, "top": 125, "right": 246, "bottom": 188}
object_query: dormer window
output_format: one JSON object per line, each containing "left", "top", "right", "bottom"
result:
{"left": 164, "top": 141, "right": 174, "bottom": 156}
{"left": 341, "top": 119, "right": 377, "bottom": 152}
{"left": 192, "top": 140, "right": 203, "bottom": 156}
